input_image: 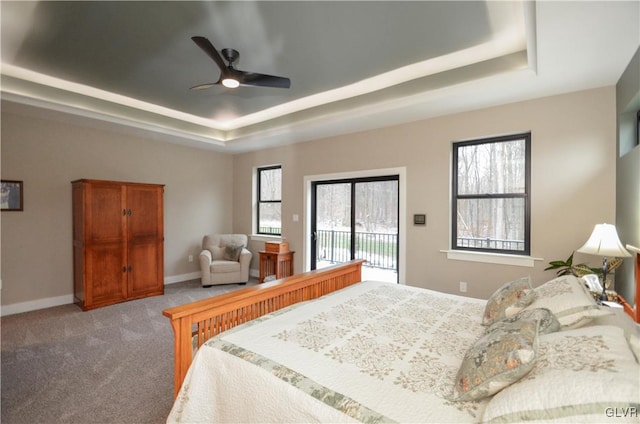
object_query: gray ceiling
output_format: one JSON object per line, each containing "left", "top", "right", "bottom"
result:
{"left": 2, "top": 1, "right": 639, "bottom": 153}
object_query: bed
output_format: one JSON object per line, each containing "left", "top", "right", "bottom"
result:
{"left": 163, "top": 256, "right": 640, "bottom": 423}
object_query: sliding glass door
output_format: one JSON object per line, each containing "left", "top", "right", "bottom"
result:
{"left": 311, "top": 175, "right": 399, "bottom": 283}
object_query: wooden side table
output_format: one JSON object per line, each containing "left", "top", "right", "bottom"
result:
{"left": 259, "top": 250, "right": 295, "bottom": 283}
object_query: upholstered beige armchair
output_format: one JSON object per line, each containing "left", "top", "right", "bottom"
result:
{"left": 199, "top": 234, "right": 252, "bottom": 287}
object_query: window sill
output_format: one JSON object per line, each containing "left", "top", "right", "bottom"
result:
{"left": 440, "top": 250, "right": 543, "bottom": 267}
{"left": 250, "top": 234, "right": 284, "bottom": 243}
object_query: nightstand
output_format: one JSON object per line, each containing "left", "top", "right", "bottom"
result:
{"left": 258, "top": 250, "right": 295, "bottom": 283}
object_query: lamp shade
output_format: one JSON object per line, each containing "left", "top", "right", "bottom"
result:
{"left": 577, "top": 223, "right": 632, "bottom": 258}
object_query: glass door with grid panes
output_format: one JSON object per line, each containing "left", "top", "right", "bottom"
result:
{"left": 311, "top": 176, "right": 399, "bottom": 283}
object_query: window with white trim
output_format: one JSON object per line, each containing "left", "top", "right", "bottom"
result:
{"left": 257, "top": 165, "right": 282, "bottom": 235}
{"left": 452, "top": 133, "right": 531, "bottom": 255}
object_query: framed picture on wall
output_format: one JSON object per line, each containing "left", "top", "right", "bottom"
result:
{"left": 1, "top": 180, "right": 23, "bottom": 211}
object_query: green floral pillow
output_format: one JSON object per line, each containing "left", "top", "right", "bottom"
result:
{"left": 482, "top": 277, "right": 536, "bottom": 326}
{"left": 450, "top": 318, "right": 539, "bottom": 402}
{"left": 488, "top": 308, "right": 560, "bottom": 335}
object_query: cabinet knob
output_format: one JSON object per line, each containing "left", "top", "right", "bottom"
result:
{"left": 122, "top": 266, "right": 127, "bottom": 273}
{"left": 128, "top": 265, "right": 132, "bottom": 272}
{"left": 122, "top": 209, "right": 127, "bottom": 216}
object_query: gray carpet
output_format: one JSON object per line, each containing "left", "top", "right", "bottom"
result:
{"left": 1, "top": 279, "right": 256, "bottom": 424}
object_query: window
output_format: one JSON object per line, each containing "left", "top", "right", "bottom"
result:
{"left": 452, "top": 133, "right": 531, "bottom": 255}
{"left": 257, "top": 165, "right": 282, "bottom": 235}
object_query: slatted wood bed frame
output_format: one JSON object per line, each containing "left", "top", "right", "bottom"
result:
{"left": 164, "top": 251, "right": 640, "bottom": 398}
{"left": 163, "top": 259, "right": 366, "bottom": 397}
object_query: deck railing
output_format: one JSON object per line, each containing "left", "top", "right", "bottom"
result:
{"left": 258, "top": 226, "right": 281, "bottom": 235}
{"left": 260, "top": 228, "right": 523, "bottom": 269}
{"left": 456, "top": 236, "right": 525, "bottom": 251}
{"left": 316, "top": 229, "right": 397, "bottom": 270}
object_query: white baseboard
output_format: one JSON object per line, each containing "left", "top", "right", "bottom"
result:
{"left": 1, "top": 294, "right": 75, "bottom": 317}
{"left": 0, "top": 272, "right": 203, "bottom": 316}
{"left": 164, "top": 272, "right": 201, "bottom": 285}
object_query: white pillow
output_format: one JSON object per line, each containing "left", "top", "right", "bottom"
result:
{"left": 522, "top": 275, "right": 612, "bottom": 329}
{"left": 482, "top": 325, "right": 640, "bottom": 423}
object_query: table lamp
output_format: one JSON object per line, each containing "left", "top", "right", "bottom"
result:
{"left": 577, "top": 223, "right": 631, "bottom": 302}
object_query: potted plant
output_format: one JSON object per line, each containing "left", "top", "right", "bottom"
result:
{"left": 545, "top": 252, "right": 623, "bottom": 301}
{"left": 545, "top": 253, "right": 593, "bottom": 277}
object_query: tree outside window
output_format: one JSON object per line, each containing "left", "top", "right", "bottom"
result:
{"left": 257, "top": 165, "right": 282, "bottom": 235}
{"left": 452, "top": 133, "right": 531, "bottom": 255}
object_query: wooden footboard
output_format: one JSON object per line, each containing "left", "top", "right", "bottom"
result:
{"left": 163, "top": 259, "right": 365, "bottom": 397}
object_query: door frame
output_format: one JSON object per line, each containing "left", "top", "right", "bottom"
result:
{"left": 303, "top": 167, "right": 407, "bottom": 283}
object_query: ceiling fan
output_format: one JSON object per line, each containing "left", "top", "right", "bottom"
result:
{"left": 190, "top": 36, "right": 291, "bottom": 90}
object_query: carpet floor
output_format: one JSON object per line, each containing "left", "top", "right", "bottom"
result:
{"left": 1, "top": 279, "right": 256, "bottom": 424}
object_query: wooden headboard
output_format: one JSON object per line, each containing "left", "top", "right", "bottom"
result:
{"left": 618, "top": 244, "right": 640, "bottom": 323}
{"left": 622, "top": 244, "right": 640, "bottom": 323}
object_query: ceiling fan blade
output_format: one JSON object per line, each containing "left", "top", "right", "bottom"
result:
{"left": 191, "top": 36, "right": 226, "bottom": 72}
{"left": 189, "top": 82, "right": 218, "bottom": 90}
{"left": 238, "top": 71, "right": 291, "bottom": 89}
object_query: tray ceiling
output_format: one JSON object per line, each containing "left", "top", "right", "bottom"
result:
{"left": 1, "top": 1, "right": 638, "bottom": 152}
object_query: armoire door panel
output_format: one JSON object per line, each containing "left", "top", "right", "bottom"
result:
{"left": 85, "top": 244, "right": 127, "bottom": 304}
{"left": 72, "top": 183, "right": 86, "bottom": 243}
{"left": 126, "top": 185, "right": 163, "bottom": 240}
{"left": 127, "top": 241, "right": 163, "bottom": 297}
{"left": 87, "top": 183, "right": 125, "bottom": 243}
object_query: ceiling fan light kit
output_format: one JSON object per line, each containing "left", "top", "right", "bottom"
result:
{"left": 221, "top": 78, "right": 240, "bottom": 88}
{"left": 191, "top": 36, "right": 291, "bottom": 90}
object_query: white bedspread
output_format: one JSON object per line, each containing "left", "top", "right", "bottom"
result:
{"left": 167, "top": 281, "right": 490, "bottom": 423}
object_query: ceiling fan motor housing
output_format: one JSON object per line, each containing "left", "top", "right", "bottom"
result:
{"left": 221, "top": 48, "right": 239, "bottom": 65}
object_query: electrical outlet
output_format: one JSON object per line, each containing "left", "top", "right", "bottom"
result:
{"left": 459, "top": 281, "right": 468, "bottom": 292}
{"left": 188, "top": 255, "right": 193, "bottom": 263}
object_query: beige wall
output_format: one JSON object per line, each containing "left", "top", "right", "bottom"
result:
{"left": 0, "top": 85, "right": 621, "bottom": 311}
{"left": 234, "top": 87, "right": 618, "bottom": 299}
{"left": 1, "top": 103, "right": 234, "bottom": 310}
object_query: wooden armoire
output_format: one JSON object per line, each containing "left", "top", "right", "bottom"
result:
{"left": 72, "top": 179, "right": 164, "bottom": 310}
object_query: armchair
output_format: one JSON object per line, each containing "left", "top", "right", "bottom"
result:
{"left": 199, "top": 234, "right": 252, "bottom": 287}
